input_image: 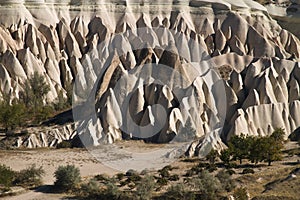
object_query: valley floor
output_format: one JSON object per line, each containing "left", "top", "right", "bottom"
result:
{"left": 0, "top": 141, "right": 300, "bottom": 199}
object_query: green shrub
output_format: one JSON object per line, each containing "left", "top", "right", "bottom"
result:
{"left": 206, "top": 164, "right": 217, "bottom": 172}
{"left": 189, "top": 170, "right": 221, "bottom": 200}
{"left": 157, "top": 177, "right": 168, "bottom": 186}
{"left": 116, "top": 173, "right": 125, "bottom": 181}
{"left": 206, "top": 149, "right": 219, "bottom": 165}
{"left": 0, "top": 165, "right": 15, "bottom": 187}
{"left": 79, "top": 179, "right": 123, "bottom": 200}
{"left": 169, "top": 174, "right": 180, "bottom": 181}
{"left": 242, "top": 168, "right": 255, "bottom": 174}
{"left": 163, "top": 183, "right": 196, "bottom": 200}
{"left": 127, "top": 174, "right": 142, "bottom": 183}
{"left": 14, "top": 164, "right": 44, "bottom": 187}
{"left": 126, "top": 169, "right": 138, "bottom": 177}
{"left": 220, "top": 149, "right": 232, "bottom": 166}
{"left": 54, "top": 165, "right": 81, "bottom": 191}
{"left": 233, "top": 187, "right": 249, "bottom": 200}
{"left": 94, "top": 174, "right": 112, "bottom": 182}
{"left": 136, "top": 175, "right": 156, "bottom": 200}
{"left": 159, "top": 168, "right": 171, "bottom": 178}
{"left": 56, "top": 140, "right": 72, "bottom": 149}
{"left": 216, "top": 170, "right": 236, "bottom": 192}
{"left": 226, "top": 169, "right": 236, "bottom": 175}
{"left": 79, "top": 179, "right": 101, "bottom": 198}
{"left": 185, "top": 169, "right": 195, "bottom": 177}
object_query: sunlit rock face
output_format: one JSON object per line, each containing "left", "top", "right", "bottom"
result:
{"left": 0, "top": 0, "right": 300, "bottom": 155}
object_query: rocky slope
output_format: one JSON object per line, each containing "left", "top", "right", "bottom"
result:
{"left": 0, "top": 0, "right": 300, "bottom": 156}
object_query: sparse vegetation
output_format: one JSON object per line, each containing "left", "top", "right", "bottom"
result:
{"left": 0, "top": 164, "right": 45, "bottom": 195}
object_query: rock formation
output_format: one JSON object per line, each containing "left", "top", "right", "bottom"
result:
{"left": 0, "top": 0, "right": 300, "bottom": 156}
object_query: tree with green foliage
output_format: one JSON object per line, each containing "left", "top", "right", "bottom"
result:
{"left": 248, "top": 129, "right": 285, "bottom": 166}
{"left": 206, "top": 149, "right": 219, "bottom": 165}
{"left": 0, "top": 100, "right": 26, "bottom": 130}
{"left": 20, "top": 72, "right": 50, "bottom": 115}
{"left": 228, "top": 134, "right": 253, "bottom": 164}
{"left": 262, "top": 137, "right": 284, "bottom": 166}
{"left": 54, "top": 165, "right": 81, "bottom": 191}
{"left": 219, "top": 149, "right": 232, "bottom": 166}
{"left": 249, "top": 137, "right": 266, "bottom": 164}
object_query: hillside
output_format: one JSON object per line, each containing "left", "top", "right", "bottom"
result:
{"left": 0, "top": 0, "right": 300, "bottom": 158}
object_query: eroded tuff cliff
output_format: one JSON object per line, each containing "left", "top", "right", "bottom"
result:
{"left": 1, "top": 0, "right": 300, "bottom": 156}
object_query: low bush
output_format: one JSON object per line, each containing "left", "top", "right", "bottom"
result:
{"left": 126, "top": 169, "right": 138, "bottom": 177}
{"left": 56, "top": 140, "right": 72, "bottom": 149}
{"left": 156, "top": 177, "right": 168, "bottom": 186}
{"left": 14, "top": 164, "right": 44, "bottom": 187}
{"left": 54, "top": 165, "right": 81, "bottom": 191}
{"left": 169, "top": 174, "right": 180, "bottom": 181}
{"left": 242, "top": 168, "right": 255, "bottom": 174}
{"left": 136, "top": 175, "right": 156, "bottom": 200}
{"left": 233, "top": 187, "right": 249, "bottom": 200}
{"left": 0, "top": 165, "right": 15, "bottom": 187}
{"left": 116, "top": 173, "right": 125, "bottom": 181}
{"left": 94, "top": 174, "right": 113, "bottom": 183}
{"left": 189, "top": 170, "right": 222, "bottom": 200}
{"left": 159, "top": 168, "right": 171, "bottom": 178}
{"left": 216, "top": 170, "right": 236, "bottom": 192}
{"left": 79, "top": 180, "right": 101, "bottom": 199}
{"left": 163, "top": 183, "right": 196, "bottom": 200}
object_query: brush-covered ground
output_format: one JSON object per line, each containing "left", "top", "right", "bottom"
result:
{"left": 0, "top": 140, "right": 300, "bottom": 200}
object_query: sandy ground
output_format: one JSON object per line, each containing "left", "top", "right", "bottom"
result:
{"left": 0, "top": 141, "right": 188, "bottom": 199}
{"left": 0, "top": 148, "right": 119, "bottom": 185}
{"left": 0, "top": 148, "right": 120, "bottom": 200}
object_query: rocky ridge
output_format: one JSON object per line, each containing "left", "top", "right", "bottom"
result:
{"left": 0, "top": 0, "right": 300, "bottom": 156}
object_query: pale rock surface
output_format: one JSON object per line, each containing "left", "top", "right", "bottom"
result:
{"left": 0, "top": 0, "right": 300, "bottom": 156}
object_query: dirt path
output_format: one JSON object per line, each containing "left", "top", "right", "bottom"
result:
{"left": 2, "top": 186, "right": 65, "bottom": 200}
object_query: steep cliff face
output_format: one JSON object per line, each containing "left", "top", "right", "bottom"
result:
{"left": 0, "top": 0, "right": 300, "bottom": 155}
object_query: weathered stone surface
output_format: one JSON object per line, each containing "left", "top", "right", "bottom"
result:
{"left": 0, "top": 0, "right": 300, "bottom": 157}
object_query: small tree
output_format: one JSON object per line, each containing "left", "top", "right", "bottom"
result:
{"left": 219, "top": 149, "right": 231, "bottom": 166}
{"left": 228, "top": 134, "right": 253, "bottom": 164}
{"left": 206, "top": 149, "right": 218, "bottom": 165}
{"left": 54, "top": 165, "right": 81, "bottom": 191}
{"left": 249, "top": 129, "right": 285, "bottom": 166}
{"left": 262, "top": 136, "right": 283, "bottom": 166}
{"left": 21, "top": 72, "right": 50, "bottom": 115}
{"left": 0, "top": 99, "right": 26, "bottom": 130}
